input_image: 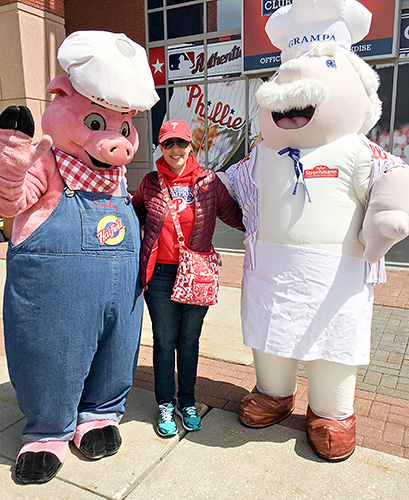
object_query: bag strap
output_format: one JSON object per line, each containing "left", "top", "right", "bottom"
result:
{"left": 157, "top": 171, "right": 221, "bottom": 265}
{"left": 157, "top": 171, "right": 186, "bottom": 246}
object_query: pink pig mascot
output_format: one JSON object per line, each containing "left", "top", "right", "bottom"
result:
{"left": 223, "top": 0, "right": 409, "bottom": 461}
{"left": 0, "top": 31, "right": 158, "bottom": 484}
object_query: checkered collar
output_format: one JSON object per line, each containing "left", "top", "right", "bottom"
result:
{"left": 53, "top": 147, "right": 126, "bottom": 193}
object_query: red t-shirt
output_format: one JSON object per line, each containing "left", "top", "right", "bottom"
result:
{"left": 156, "top": 155, "right": 199, "bottom": 264}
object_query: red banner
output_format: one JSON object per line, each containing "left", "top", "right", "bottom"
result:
{"left": 244, "top": 0, "right": 400, "bottom": 73}
{"left": 149, "top": 46, "right": 166, "bottom": 86}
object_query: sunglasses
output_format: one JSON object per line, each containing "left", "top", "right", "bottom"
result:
{"left": 161, "top": 138, "right": 190, "bottom": 149}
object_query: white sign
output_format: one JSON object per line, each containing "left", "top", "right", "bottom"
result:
{"left": 154, "top": 79, "right": 261, "bottom": 171}
{"left": 168, "top": 39, "right": 242, "bottom": 81}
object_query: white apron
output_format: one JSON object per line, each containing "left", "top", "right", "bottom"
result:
{"left": 241, "top": 241, "right": 373, "bottom": 366}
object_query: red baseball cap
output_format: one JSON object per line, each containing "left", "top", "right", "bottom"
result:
{"left": 158, "top": 120, "right": 192, "bottom": 143}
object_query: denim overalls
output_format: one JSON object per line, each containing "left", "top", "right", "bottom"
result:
{"left": 3, "top": 181, "right": 142, "bottom": 443}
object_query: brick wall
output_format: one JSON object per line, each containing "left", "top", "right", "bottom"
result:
{"left": 64, "top": 0, "right": 146, "bottom": 46}
{"left": 0, "top": 0, "right": 64, "bottom": 16}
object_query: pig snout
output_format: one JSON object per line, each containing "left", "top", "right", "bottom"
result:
{"left": 99, "top": 137, "right": 135, "bottom": 165}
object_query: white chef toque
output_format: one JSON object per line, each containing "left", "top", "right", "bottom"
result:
{"left": 58, "top": 31, "right": 159, "bottom": 113}
{"left": 265, "top": 0, "right": 372, "bottom": 58}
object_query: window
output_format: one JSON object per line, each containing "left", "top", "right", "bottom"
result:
{"left": 392, "top": 63, "right": 409, "bottom": 161}
{"left": 167, "top": 4, "right": 204, "bottom": 39}
{"left": 148, "top": 11, "right": 164, "bottom": 42}
{"left": 367, "top": 65, "right": 393, "bottom": 152}
{"left": 147, "top": 0, "right": 247, "bottom": 171}
{"left": 148, "top": 0, "right": 163, "bottom": 8}
{"left": 207, "top": 0, "right": 242, "bottom": 32}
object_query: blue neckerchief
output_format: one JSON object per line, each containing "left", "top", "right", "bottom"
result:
{"left": 278, "top": 147, "right": 312, "bottom": 203}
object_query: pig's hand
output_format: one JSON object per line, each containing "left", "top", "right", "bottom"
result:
{"left": 359, "top": 166, "right": 409, "bottom": 263}
{"left": 0, "top": 106, "right": 52, "bottom": 174}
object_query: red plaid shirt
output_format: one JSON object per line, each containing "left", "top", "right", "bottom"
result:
{"left": 53, "top": 147, "right": 125, "bottom": 193}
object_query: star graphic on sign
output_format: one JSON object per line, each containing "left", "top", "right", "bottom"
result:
{"left": 152, "top": 59, "right": 164, "bottom": 74}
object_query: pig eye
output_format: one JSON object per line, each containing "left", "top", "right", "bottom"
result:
{"left": 326, "top": 59, "right": 337, "bottom": 69}
{"left": 120, "top": 122, "right": 130, "bottom": 137}
{"left": 84, "top": 113, "right": 106, "bottom": 131}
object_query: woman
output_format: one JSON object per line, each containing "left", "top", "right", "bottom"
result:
{"left": 132, "top": 120, "right": 244, "bottom": 437}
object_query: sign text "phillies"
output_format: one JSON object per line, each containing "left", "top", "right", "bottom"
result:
{"left": 186, "top": 85, "right": 244, "bottom": 131}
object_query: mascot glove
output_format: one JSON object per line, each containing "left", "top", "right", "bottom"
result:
{"left": 0, "top": 130, "right": 52, "bottom": 179}
{"left": 360, "top": 167, "right": 409, "bottom": 263}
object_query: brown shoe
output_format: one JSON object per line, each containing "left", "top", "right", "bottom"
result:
{"left": 306, "top": 406, "right": 356, "bottom": 461}
{"left": 239, "top": 388, "right": 295, "bottom": 428}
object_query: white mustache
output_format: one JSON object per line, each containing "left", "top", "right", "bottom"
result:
{"left": 256, "top": 78, "right": 330, "bottom": 113}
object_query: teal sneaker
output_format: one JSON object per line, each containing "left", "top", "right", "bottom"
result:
{"left": 157, "top": 402, "right": 177, "bottom": 438}
{"left": 175, "top": 405, "right": 202, "bottom": 431}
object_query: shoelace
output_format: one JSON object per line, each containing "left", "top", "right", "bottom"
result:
{"left": 182, "top": 406, "right": 198, "bottom": 417}
{"left": 159, "top": 404, "right": 174, "bottom": 423}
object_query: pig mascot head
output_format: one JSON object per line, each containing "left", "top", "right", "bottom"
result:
{"left": 0, "top": 31, "right": 159, "bottom": 485}
{"left": 42, "top": 76, "right": 139, "bottom": 170}
{"left": 42, "top": 31, "right": 158, "bottom": 170}
{"left": 225, "top": 0, "right": 409, "bottom": 463}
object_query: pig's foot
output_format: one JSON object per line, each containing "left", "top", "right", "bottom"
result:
{"left": 13, "top": 440, "right": 68, "bottom": 484}
{"left": 74, "top": 420, "right": 121, "bottom": 460}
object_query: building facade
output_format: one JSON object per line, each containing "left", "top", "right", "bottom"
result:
{"left": 1, "top": 0, "right": 409, "bottom": 193}
{"left": 145, "top": 0, "right": 409, "bottom": 180}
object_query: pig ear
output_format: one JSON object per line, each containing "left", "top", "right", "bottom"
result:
{"left": 46, "top": 75, "right": 75, "bottom": 97}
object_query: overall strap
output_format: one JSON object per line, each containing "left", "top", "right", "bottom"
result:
{"left": 120, "top": 178, "right": 128, "bottom": 197}
{"left": 157, "top": 172, "right": 186, "bottom": 247}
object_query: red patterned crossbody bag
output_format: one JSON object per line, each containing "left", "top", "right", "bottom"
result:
{"left": 157, "top": 172, "right": 221, "bottom": 306}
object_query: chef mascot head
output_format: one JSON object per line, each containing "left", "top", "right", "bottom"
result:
{"left": 226, "top": 0, "right": 409, "bottom": 461}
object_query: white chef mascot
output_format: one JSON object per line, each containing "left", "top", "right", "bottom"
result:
{"left": 222, "top": 0, "right": 409, "bottom": 461}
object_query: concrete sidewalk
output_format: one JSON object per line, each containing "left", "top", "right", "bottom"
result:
{"left": 0, "top": 354, "right": 409, "bottom": 499}
{"left": 0, "top": 249, "right": 409, "bottom": 498}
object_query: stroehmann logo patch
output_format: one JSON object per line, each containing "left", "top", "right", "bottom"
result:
{"left": 304, "top": 165, "right": 339, "bottom": 178}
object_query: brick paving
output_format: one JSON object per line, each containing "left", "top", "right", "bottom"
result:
{"left": 133, "top": 253, "right": 409, "bottom": 459}
{"left": 134, "top": 344, "right": 409, "bottom": 459}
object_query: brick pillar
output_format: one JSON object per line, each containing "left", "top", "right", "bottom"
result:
{"left": 0, "top": 1, "right": 66, "bottom": 139}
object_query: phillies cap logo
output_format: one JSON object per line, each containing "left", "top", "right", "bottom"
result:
{"left": 96, "top": 215, "right": 125, "bottom": 245}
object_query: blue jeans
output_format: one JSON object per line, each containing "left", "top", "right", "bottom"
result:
{"left": 144, "top": 263, "right": 208, "bottom": 407}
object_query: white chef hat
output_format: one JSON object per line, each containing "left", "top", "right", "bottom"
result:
{"left": 265, "top": 0, "right": 372, "bottom": 57}
{"left": 58, "top": 31, "right": 159, "bottom": 113}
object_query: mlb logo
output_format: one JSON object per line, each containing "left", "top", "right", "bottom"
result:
{"left": 169, "top": 52, "right": 195, "bottom": 72}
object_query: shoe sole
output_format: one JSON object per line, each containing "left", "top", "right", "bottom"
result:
{"left": 175, "top": 407, "right": 202, "bottom": 431}
{"left": 156, "top": 426, "right": 178, "bottom": 438}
